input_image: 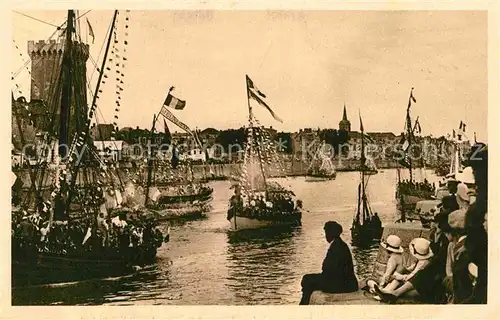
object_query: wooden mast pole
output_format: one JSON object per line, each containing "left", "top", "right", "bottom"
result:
{"left": 65, "top": 10, "right": 118, "bottom": 217}
{"left": 145, "top": 114, "right": 158, "bottom": 206}
{"left": 246, "top": 75, "right": 268, "bottom": 196}
{"left": 58, "top": 9, "right": 74, "bottom": 159}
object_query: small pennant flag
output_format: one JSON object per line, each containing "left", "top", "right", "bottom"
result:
{"left": 86, "top": 18, "right": 95, "bottom": 44}
{"left": 246, "top": 75, "right": 283, "bottom": 123}
{"left": 163, "top": 119, "right": 172, "bottom": 144}
{"left": 407, "top": 87, "right": 416, "bottom": 111}
{"left": 359, "top": 114, "right": 374, "bottom": 143}
{"left": 414, "top": 119, "right": 422, "bottom": 134}
{"left": 171, "top": 145, "right": 179, "bottom": 169}
{"left": 164, "top": 87, "right": 186, "bottom": 110}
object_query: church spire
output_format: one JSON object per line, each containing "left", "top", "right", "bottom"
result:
{"left": 339, "top": 102, "right": 351, "bottom": 132}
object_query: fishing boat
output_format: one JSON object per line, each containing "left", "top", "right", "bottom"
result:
{"left": 226, "top": 75, "right": 302, "bottom": 231}
{"left": 363, "top": 157, "right": 378, "bottom": 175}
{"left": 415, "top": 123, "right": 472, "bottom": 227}
{"left": 351, "top": 114, "right": 383, "bottom": 246}
{"left": 140, "top": 108, "right": 214, "bottom": 221}
{"left": 11, "top": 10, "right": 169, "bottom": 286}
{"left": 305, "top": 141, "right": 337, "bottom": 181}
{"left": 394, "top": 88, "right": 435, "bottom": 223}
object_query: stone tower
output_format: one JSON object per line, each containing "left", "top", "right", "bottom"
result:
{"left": 28, "top": 39, "right": 90, "bottom": 138}
{"left": 339, "top": 103, "right": 351, "bottom": 132}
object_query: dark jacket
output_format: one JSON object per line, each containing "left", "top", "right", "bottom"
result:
{"left": 441, "top": 195, "right": 459, "bottom": 213}
{"left": 321, "top": 238, "right": 359, "bottom": 293}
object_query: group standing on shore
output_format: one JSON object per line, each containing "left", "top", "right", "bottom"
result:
{"left": 368, "top": 143, "right": 487, "bottom": 304}
{"left": 300, "top": 142, "right": 487, "bottom": 305}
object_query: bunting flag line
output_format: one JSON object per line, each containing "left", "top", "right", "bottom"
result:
{"left": 246, "top": 75, "right": 283, "bottom": 123}
{"left": 160, "top": 106, "right": 193, "bottom": 136}
{"left": 164, "top": 88, "right": 186, "bottom": 110}
{"left": 86, "top": 18, "right": 95, "bottom": 44}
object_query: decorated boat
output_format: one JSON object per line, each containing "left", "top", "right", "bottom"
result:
{"left": 139, "top": 104, "right": 214, "bottom": 220}
{"left": 226, "top": 75, "right": 302, "bottom": 231}
{"left": 394, "top": 88, "right": 435, "bottom": 222}
{"left": 351, "top": 113, "right": 383, "bottom": 246}
{"left": 411, "top": 122, "right": 472, "bottom": 227}
{"left": 305, "top": 141, "right": 337, "bottom": 181}
{"left": 11, "top": 10, "right": 169, "bottom": 286}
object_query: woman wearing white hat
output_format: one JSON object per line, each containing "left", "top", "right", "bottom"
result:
{"left": 373, "top": 238, "right": 435, "bottom": 303}
{"left": 365, "top": 235, "right": 405, "bottom": 293}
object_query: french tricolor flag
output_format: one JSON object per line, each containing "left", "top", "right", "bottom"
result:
{"left": 164, "top": 86, "right": 186, "bottom": 110}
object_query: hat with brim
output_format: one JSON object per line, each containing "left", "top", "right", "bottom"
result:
{"left": 448, "top": 208, "right": 467, "bottom": 230}
{"left": 468, "top": 263, "right": 478, "bottom": 278}
{"left": 381, "top": 235, "right": 404, "bottom": 253}
{"left": 456, "top": 167, "right": 475, "bottom": 185}
{"left": 409, "top": 238, "right": 434, "bottom": 260}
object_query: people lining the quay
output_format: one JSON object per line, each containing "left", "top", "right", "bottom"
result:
{"left": 300, "top": 221, "right": 358, "bottom": 305}
{"left": 368, "top": 142, "right": 487, "bottom": 304}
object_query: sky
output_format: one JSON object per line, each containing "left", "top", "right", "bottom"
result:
{"left": 12, "top": 10, "right": 487, "bottom": 141}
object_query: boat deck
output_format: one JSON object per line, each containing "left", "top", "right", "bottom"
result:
{"left": 310, "top": 222, "right": 431, "bottom": 305}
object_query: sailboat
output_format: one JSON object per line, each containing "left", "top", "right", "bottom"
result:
{"left": 395, "top": 88, "right": 435, "bottom": 223}
{"left": 226, "top": 75, "right": 302, "bottom": 231}
{"left": 351, "top": 113, "right": 383, "bottom": 246}
{"left": 143, "top": 113, "right": 213, "bottom": 221}
{"left": 11, "top": 10, "right": 169, "bottom": 286}
{"left": 305, "top": 140, "right": 337, "bottom": 181}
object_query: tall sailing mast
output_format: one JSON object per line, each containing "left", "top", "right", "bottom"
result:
{"left": 359, "top": 114, "right": 366, "bottom": 224}
{"left": 405, "top": 88, "right": 415, "bottom": 183}
{"left": 58, "top": 10, "right": 74, "bottom": 158}
{"left": 63, "top": 10, "right": 119, "bottom": 218}
{"left": 245, "top": 75, "right": 268, "bottom": 196}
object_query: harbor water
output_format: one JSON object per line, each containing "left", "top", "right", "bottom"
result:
{"left": 12, "top": 169, "right": 437, "bottom": 305}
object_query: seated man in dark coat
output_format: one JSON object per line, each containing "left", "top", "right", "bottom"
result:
{"left": 299, "top": 221, "right": 359, "bottom": 305}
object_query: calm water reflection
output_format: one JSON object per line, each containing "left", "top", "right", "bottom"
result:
{"left": 12, "top": 169, "right": 437, "bottom": 305}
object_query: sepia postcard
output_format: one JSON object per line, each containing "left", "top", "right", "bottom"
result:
{"left": 3, "top": 0, "right": 499, "bottom": 319}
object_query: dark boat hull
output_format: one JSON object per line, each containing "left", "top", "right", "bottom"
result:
{"left": 351, "top": 222, "right": 383, "bottom": 246}
{"left": 229, "top": 214, "right": 301, "bottom": 231}
{"left": 157, "top": 188, "right": 213, "bottom": 204}
{"left": 12, "top": 247, "right": 158, "bottom": 287}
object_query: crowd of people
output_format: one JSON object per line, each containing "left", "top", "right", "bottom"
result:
{"left": 298, "top": 143, "right": 487, "bottom": 305}
{"left": 12, "top": 202, "right": 167, "bottom": 264}
{"left": 365, "top": 143, "right": 487, "bottom": 304}
{"left": 227, "top": 186, "right": 302, "bottom": 222}
{"left": 397, "top": 178, "right": 436, "bottom": 198}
